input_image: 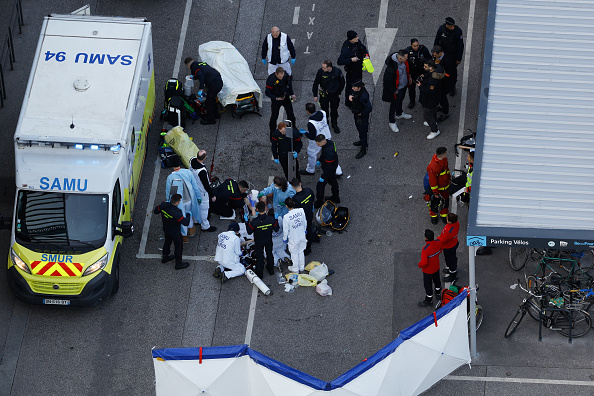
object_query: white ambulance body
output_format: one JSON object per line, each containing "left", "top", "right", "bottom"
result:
{"left": 7, "top": 14, "right": 156, "bottom": 305}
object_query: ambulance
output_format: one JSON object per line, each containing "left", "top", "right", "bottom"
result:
{"left": 6, "top": 14, "right": 155, "bottom": 305}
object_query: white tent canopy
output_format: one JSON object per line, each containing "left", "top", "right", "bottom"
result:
{"left": 198, "top": 41, "right": 263, "bottom": 108}
{"left": 153, "top": 292, "right": 471, "bottom": 395}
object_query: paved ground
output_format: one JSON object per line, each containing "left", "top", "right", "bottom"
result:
{"left": 0, "top": 0, "right": 592, "bottom": 395}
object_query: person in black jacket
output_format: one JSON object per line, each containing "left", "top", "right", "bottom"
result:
{"left": 349, "top": 81, "right": 373, "bottom": 159}
{"left": 433, "top": 17, "right": 464, "bottom": 95}
{"left": 314, "top": 135, "right": 339, "bottom": 207}
{"left": 265, "top": 67, "right": 297, "bottom": 142}
{"left": 337, "top": 30, "right": 369, "bottom": 107}
{"left": 431, "top": 45, "right": 456, "bottom": 122}
{"left": 271, "top": 121, "right": 303, "bottom": 180}
{"left": 247, "top": 201, "right": 280, "bottom": 278}
{"left": 184, "top": 57, "right": 223, "bottom": 125}
{"left": 291, "top": 178, "right": 317, "bottom": 255}
{"left": 418, "top": 59, "right": 445, "bottom": 140}
{"left": 154, "top": 194, "right": 191, "bottom": 270}
{"left": 210, "top": 179, "right": 251, "bottom": 219}
{"left": 406, "top": 39, "right": 431, "bottom": 109}
{"left": 312, "top": 60, "right": 345, "bottom": 133}
{"left": 382, "top": 50, "right": 412, "bottom": 133}
{"left": 189, "top": 151, "right": 217, "bottom": 233}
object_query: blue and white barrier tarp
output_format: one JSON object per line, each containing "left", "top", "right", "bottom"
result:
{"left": 152, "top": 291, "right": 471, "bottom": 395}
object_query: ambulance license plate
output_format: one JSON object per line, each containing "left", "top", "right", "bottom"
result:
{"left": 43, "top": 299, "right": 70, "bottom": 305}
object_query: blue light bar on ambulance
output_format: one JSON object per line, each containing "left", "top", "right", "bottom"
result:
{"left": 90, "top": 144, "right": 99, "bottom": 150}
{"left": 75, "top": 144, "right": 83, "bottom": 150}
{"left": 110, "top": 144, "right": 121, "bottom": 152}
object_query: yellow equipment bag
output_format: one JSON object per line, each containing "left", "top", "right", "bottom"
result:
{"left": 362, "top": 58, "right": 374, "bottom": 73}
{"left": 305, "top": 261, "right": 321, "bottom": 271}
{"left": 164, "top": 126, "right": 199, "bottom": 169}
{"left": 297, "top": 274, "right": 318, "bottom": 287}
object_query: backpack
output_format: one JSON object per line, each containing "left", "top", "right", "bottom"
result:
{"left": 454, "top": 129, "right": 476, "bottom": 156}
{"left": 315, "top": 200, "right": 349, "bottom": 232}
{"left": 164, "top": 78, "right": 183, "bottom": 108}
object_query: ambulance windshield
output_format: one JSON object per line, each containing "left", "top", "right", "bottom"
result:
{"left": 15, "top": 190, "right": 108, "bottom": 253}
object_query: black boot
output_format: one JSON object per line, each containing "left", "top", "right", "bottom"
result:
{"left": 407, "top": 100, "right": 415, "bottom": 109}
{"left": 175, "top": 261, "right": 190, "bottom": 270}
{"left": 355, "top": 146, "right": 367, "bottom": 159}
{"left": 162, "top": 255, "right": 175, "bottom": 263}
{"left": 332, "top": 124, "right": 341, "bottom": 134}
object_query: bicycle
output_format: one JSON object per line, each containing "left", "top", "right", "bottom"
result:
{"left": 524, "top": 252, "right": 592, "bottom": 288}
{"left": 504, "top": 281, "right": 591, "bottom": 339}
{"left": 508, "top": 247, "right": 544, "bottom": 271}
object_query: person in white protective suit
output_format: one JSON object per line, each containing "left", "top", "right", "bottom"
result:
{"left": 270, "top": 211, "right": 291, "bottom": 268}
{"left": 165, "top": 156, "right": 201, "bottom": 242}
{"left": 283, "top": 198, "right": 307, "bottom": 273}
{"left": 299, "top": 103, "right": 343, "bottom": 176}
{"left": 189, "top": 150, "right": 217, "bottom": 232}
{"left": 214, "top": 223, "right": 246, "bottom": 283}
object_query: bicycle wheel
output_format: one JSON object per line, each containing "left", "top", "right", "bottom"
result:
{"left": 586, "top": 300, "right": 594, "bottom": 328}
{"left": 504, "top": 306, "right": 527, "bottom": 338}
{"left": 554, "top": 310, "right": 592, "bottom": 338}
{"left": 509, "top": 247, "right": 530, "bottom": 271}
{"left": 475, "top": 305, "right": 484, "bottom": 330}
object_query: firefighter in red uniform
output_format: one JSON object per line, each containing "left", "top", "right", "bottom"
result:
{"left": 426, "top": 146, "right": 451, "bottom": 224}
{"left": 439, "top": 213, "right": 460, "bottom": 282}
{"left": 418, "top": 229, "right": 442, "bottom": 307}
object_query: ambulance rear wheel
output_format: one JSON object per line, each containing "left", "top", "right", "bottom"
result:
{"left": 111, "top": 256, "right": 120, "bottom": 295}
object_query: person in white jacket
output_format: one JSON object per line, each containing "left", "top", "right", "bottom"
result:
{"left": 282, "top": 198, "right": 307, "bottom": 273}
{"left": 214, "top": 223, "right": 245, "bottom": 282}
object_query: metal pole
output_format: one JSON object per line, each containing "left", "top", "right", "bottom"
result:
{"left": 469, "top": 245, "right": 477, "bottom": 358}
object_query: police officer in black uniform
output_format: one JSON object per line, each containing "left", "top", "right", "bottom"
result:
{"left": 337, "top": 30, "right": 369, "bottom": 107}
{"left": 431, "top": 45, "right": 456, "bottom": 122}
{"left": 153, "top": 194, "right": 191, "bottom": 270}
{"left": 349, "top": 81, "right": 373, "bottom": 159}
{"left": 247, "top": 201, "right": 280, "bottom": 278}
{"left": 271, "top": 122, "right": 303, "bottom": 180}
{"left": 312, "top": 60, "right": 345, "bottom": 133}
{"left": 210, "top": 179, "right": 250, "bottom": 219}
{"left": 291, "top": 178, "right": 316, "bottom": 255}
{"left": 265, "top": 67, "right": 297, "bottom": 142}
{"left": 184, "top": 57, "right": 223, "bottom": 125}
{"left": 433, "top": 17, "right": 464, "bottom": 96}
{"left": 314, "top": 135, "right": 340, "bottom": 207}
{"left": 406, "top": 38, "right": 431, "bottom": 109}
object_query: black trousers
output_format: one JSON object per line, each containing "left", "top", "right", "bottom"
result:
{"left": 254, "top": 241, "right": 274, "bottom": 278}
{"left": 439, "top": 78, "right": 451, "bottom": 114}
{"left": 319, "top": 92, "right": 341, "bottom": 126}
{"left": 269, "top": 98, "right": 296, "bottom": 141}
{"left": 316, "top": 174, "right": 339, "bottom": 201}
{"left": 279, "top": 154, "right": 300, "bottom": 181}
{"left": 423, "top": 271, "right": 442, "bottom": 301}
{"left": 388, "top": 87, "right": 407, "bottom": 123}
{"left": 210, "top": 198, "right": 235, "bottom": 218}
{"left": 354, "top": 113, "right": 369, "bottom": 147}
{"left": 422, "top": 106, "right": 439, "bottom": 133}
{"left": 344, "top": 72, "right": 362, "bottom": 107}
{"left": 205, "top": 82, "right": 222, "bottom": 123}
{"left": 443, "top": 241, "right": 459, "bottom": 272}
{"left": 163, "top": 230, "right": 184, "bottom": 262}
{"left": 407, "top": 74, "right": 421, "bottom": 102}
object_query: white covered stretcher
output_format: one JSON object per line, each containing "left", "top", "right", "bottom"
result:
{"left": 198, "top": 41, "right": 263, "bottom": 108}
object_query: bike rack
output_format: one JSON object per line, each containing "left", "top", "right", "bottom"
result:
{"left": 538, "top": 306, "right": 573, "bottom": 344}
{"left": 0, "top": 0, "right": 25, "bottom": 108}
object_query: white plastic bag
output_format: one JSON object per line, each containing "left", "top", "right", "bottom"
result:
{"left": 316, "top": 279, "right": 332, "bottom": 296}
{"left": 309, "top": 263, "right": 329, "bottom": 282}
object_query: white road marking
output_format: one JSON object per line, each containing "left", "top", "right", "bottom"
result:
{"left": 304, "top": 46, "right": 311, "bottom": 54}
{"left": 292, "top": 7, "right": 300, "bottom": 24}
{"left": 308, "top": 17, "right": 315, "bottom": 25}
{"left": 307, "top": 32, "right": 313, "bottom": 39}
{"left": 444, "top": 375, "right": 594, "bottom": 386}
{"left": 244, "top": 285, "right": 259, "bottom": 345}
{"left": 138, "top": 0, "right": 193, "bottom": 257}
{"left": 452, "top": 0, "right": 478, "bottom": 214}
{"left": 312, "top": 4, "right": 315, "bottom": 11}
{"left": 378, "top": 0, "right": 389, "bottom": 28}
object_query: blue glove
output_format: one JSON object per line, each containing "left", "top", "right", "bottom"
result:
{"left": 198, "top": 90, "right": 203, "bottom": 96}
{"left": 290, "top": 58, "right": 296, "bottom": 65}
{"left": 273, "top": 158, "right": 279, "bottom": 164}
{"left": 319, "top": 177, "right": 325, "bottom": 183}
{"left": 274, "top": 213, "right": 279, "bottom": 219}
{"left": 292, "top": 151, "right": 298, "bottom": 159}
{"left": 244, "top": 212, "right": 249, "bottom": 222}
{"left": 299, "top": 128, "right": 307, "bottom": 134}
{"left": 283, "top": 239, "right": 288, "bottom": 244}
{"left": 316, "top": 161, "right": 321, "bottom": 168}
{"left": 262, "top": 59, "right": 267, "bottom": 65}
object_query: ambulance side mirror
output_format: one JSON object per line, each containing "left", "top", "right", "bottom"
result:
{"left": 0, "top": 216, "right": 11, "bottom": 230}
{"left": 115, "top": 221, "right": 134, "bottom": 238}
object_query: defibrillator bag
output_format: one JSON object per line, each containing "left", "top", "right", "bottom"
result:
{"left": 165, "top": 96, "right": 186, "bottom": 128}
{"left": 332, "top": 206, "right": 349, "bottom": 231}
{"left": 454, "top": 129, "right": 476, "bottom": 156}
{"left": 164, "top": 78, "right": 184, "bottom": 108}
{"left": 315, "top": 200, "right": 349, "bottom": 232}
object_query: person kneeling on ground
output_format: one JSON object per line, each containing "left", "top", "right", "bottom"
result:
{"left": 214, "top": 222, "right": 246, "bottom": 283}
